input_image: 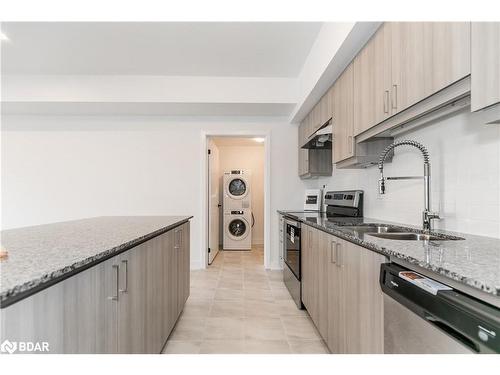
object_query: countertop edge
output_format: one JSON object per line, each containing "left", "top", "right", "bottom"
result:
{"left": 0, "top": 216, "right": 192, "bottom": 308}
{"left": 278, "top": 211, "right": 500, "bottom": 298}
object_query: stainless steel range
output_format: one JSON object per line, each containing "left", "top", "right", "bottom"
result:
{"left": 324, "top": 190, "right": 363, "bottom": 218}
{"left": 282, "top": 190, "right": 364, "bottom": 309}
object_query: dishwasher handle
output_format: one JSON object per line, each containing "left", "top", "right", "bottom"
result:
{"left": 423, "top": 312, "right": 479, "bottom": 352}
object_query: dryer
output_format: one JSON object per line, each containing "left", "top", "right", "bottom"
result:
{"left": 223, "top": 209, "right": 252, "bottom": 250}
{"left": 223, "top": 170, "right": 251, "bottom": 209}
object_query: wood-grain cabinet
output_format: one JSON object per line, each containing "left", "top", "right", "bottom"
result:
{"left": 332, "top": 62, "right": 355, "bottom": 163}
{"left": 301, "top": 224, "right": 387, "bottom": 354}
{"left": 0, "top": 222, "right": 190, "bottom": 354}
{"left": 471, "top": 22, "right": 500, "bottom": 111}
{"left": 299, "top": 22, "right": 472, "bottom": 172}
{"left": 354, "top": 22, "right": 471, "bottom": 136}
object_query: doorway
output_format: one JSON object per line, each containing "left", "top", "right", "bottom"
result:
{"left": 206, "top": 136, "right": 266, "bottom": 266}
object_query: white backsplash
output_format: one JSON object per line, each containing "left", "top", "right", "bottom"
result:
{"left": 317, "top": 108, "right": 500, "bottom": 238}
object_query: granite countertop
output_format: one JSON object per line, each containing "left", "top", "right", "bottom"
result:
{"left": 278, "top": 210, "right": 500, "bottom": 298}
{"left": 0, "top": 216, "right": 192, "bottom": 307}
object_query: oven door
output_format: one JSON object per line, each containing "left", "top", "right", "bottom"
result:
{"left": 284, "top": 219, "right": 301, "bottom": 280}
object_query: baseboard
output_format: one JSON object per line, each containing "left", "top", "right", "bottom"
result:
{"left": 190, "top": 259, "right": 204, "bottom": 270}
{"left": 266, "top": 261, "right": 283, "bottom": 270}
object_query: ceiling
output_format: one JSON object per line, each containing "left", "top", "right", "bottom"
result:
{"left": 1, "top": 22, "right": 322, "bottom": 77}
{"left": 211, "top": 136, "right": 265, "bottom": 147}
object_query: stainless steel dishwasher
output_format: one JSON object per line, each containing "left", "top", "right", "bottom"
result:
{"left": 380, "top": 263, "right": 500, "bottom": 354}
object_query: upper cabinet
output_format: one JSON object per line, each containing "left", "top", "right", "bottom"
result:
{"left": 428, "top": 22, "right": 471, "bottom": 94}
{"left": 471, "top": 22, "right": 500, "bottom": 111}
{"left": 297, "top": 21, "right": 497, "bottom": 174}
{"left": 353, "top": 23, "right": 392, "bottom": 137}
{"left": 354, "top": 22, "right": 471, "bottom": 137}
{"left": 333, "top": 63, "right": 355, "bottom": 163}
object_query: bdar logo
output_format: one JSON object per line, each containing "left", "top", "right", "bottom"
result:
{"left": 0, "top": 340, "right": 17, "bottom": 354}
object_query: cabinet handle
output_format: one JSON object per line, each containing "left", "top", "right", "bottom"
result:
{"left": 391, "top": 84, "right": 398, "bottom": 110}
{"left": 174, "top": 229, "right": 182, "bottom": 249}
{"left": 335, "top": 243, "right": 342, "bottom": 268}
{"left": 348, "top": 136, "right": 353, "bottom": 154}
{"left": 330, "top": 241, "right": 337, "bottom": 263}
{"left": 108, "top": 265, "right": 119, "bottom": 301}
{"left": 383, "top": 90, "right": 389, "bottom": 114}
{"left": 119, "top": 260, "right": 128, "bottom": 293}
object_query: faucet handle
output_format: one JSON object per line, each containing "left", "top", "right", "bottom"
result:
{"left": 426, "top": 211, "right": 440, "bottom": 220}
{"left": 423, "top": 210, "right": 440, "bottom": 231}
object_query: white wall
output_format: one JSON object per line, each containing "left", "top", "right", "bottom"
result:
{"left": 2, "top": 75, "right": 298, "bottom": 104}
{"left": 1, "top": 115, "right": 305, "bottom": 269}
{"left": 217, "top": 144, "right": 265, "bottom": 245}
{"left": 317, "top": 109, "right": 500, "bottom": 238}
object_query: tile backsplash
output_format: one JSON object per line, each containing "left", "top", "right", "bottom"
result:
{"left": 317, "top": 108, "right": 500, "bottom": 238}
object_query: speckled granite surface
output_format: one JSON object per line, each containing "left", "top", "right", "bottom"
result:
{"left": 278, "top": 210, "right": 500, "bottom": 297}
{"left": 0, "top": 216, "right": 192, "bottom": 307}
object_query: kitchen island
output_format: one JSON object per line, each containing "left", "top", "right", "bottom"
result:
{"left": 0, "top": 216, "right": 192, "bottom": 354}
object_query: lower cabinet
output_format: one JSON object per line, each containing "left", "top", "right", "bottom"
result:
{"left": 301, "top": 224, "right": 387, "bottom": 354}
{"left": 0, "top": 222, "right": 190, "bottom": 354}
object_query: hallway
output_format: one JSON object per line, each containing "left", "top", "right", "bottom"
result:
{"left": 162, "top": 245, "right": 329, "bottom": 354}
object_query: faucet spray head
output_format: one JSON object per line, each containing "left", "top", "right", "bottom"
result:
{"left": 378, "top": 167, "right": 386, "bottom": 195}
{"left": 378, "top": 177, "right": 386, "bottom": 195}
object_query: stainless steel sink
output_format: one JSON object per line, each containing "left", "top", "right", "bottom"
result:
{"left": 368, "top": 232, "right": 463, "bottom": 241}
{"left": 341, "top": 225, "right": 407, "bottom": 234}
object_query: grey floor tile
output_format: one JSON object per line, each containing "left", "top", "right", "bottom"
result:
{"left": 288, "top": 339, "right": 330, "bottom": 354}
{"left": 199, "top": 339, "right": 245, "bottom": 354}
{"left": 162, "top": 341, "right": 202, "bottom": 354}
{"left": 204, "top": 317, "right": 244, "bottom": 339}
{"left": 244, "top": 339, "right": 291, "bottom": 354}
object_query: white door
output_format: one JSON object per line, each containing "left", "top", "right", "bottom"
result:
{"left": 207, "top": 139, "right": 220, "bottom": 265}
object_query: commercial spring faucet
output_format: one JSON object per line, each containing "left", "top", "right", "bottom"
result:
{"left": 378, "top": 140, "right": 440, "bottom": 232}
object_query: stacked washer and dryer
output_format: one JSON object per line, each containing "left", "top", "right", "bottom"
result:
{"left": 223, "top": 170, "right": 253, "bottom": 250}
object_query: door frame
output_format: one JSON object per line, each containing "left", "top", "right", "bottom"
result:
{"left": 201, "top": 130, "right": 271, "bottom": 269}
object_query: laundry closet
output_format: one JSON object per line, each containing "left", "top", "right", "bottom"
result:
{"left": 207, "top": 137, "right": 265, "bottom": 264}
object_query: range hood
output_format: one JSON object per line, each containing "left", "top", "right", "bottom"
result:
{"left": 302, "top": 122, "right": 333, "bottom": 149}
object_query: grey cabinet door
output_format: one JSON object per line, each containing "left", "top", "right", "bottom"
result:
{"left": 176, "top": 223, "right": 190, "bottom": 314}
{"left": 0, "top": 256, "right": 119, "bottom": 354}
{"left": 117, "top": 244, "right": 147, "bottom": 353}
{"left": 0, "top": 277, "right": 65, "bottom": 353}
{"left": 64, "top": 257, "right": 118, "bottom": 353}
{"left": 167, "top": 231, "right": 179, "bottom": 331}
{"left": 145, "top": 233, "right": 168, "bottom": 353}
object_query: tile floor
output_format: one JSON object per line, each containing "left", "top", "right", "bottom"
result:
{"left": 162, "top": 245, "right": 329, "bottom": 354}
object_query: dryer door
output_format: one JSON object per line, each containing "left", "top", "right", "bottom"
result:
{"left": 227, "top": 217, "right": 250, "bottom": 240}
{"left": 226, "top": 177, "right": 249, "bottom": 200}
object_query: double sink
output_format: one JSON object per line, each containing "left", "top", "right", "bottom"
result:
{"left": 340, "top": 224, "right": 465, "bottom": 241}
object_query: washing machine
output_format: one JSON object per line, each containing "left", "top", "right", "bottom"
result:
{"left": 223, "top": 170, "right": 251, "bottom": 210}
{"left": 223, "top": 209, "right": 252, "bottom": 250}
